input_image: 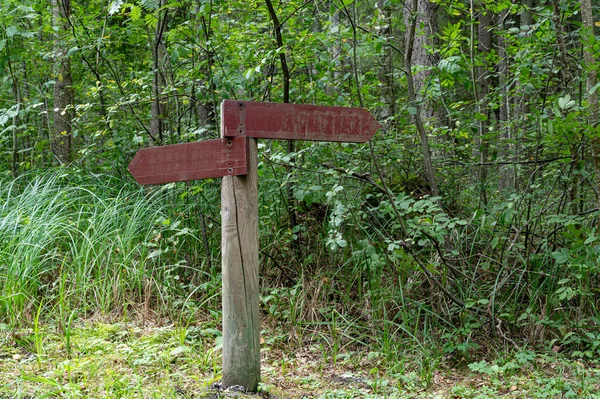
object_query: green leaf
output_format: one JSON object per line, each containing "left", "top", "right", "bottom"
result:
{"left": 170, "top": 346, "right": 189, "bottom": 357}
{"left": 439, "top": 56, "right": 462, "bottom": 73}
{"left": 474, "top": 112, "right": 488, "bottom": 121}
{"left": 341, "top": 0, "right": 354, "bottom": 5}
{"left": 587, "top": 33, "right": 596, "bottom": 46}
{"left": 589, "top": 82, "right": 600, "bottom": 95}
{"left": 551, "top": 248, "right": 570, "bottom": 265}
{"left": 141, "top": 0, "right": 159, "bottom": 10}
{"left": 66, "top": 47, "right": 79, "bottom": 57}
{"left": 144, "top": 13, "right": 156, "bottom": 27}
{"left": 491, "top": 236, "right": 499, "bottom": 249}
{"left": 147, "top": 249, "right": 162, "bottom": 259}
{"left": 109, "top": 0, "right": 124, "bottom": 15}
{"left": 558, "top": 95, "right": 575, "bottom": 110}
{"left": 130, "top": 5, "right": 142, "bottom": 21}
{"left": 6, "top": 26, "right": 18, "bottom": 38}
{"left": 407, "top": 106, "right": 417, "bottom": 115}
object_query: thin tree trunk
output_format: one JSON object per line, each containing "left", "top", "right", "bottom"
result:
{"left": 521, "top": 0, "right": 534, "bottom": 26}
{"left": 197, "top": 0, "right": 218, "bottom": 128}
{"left": 96, "top": 15, "right": 111, "bottom": 150}
{"left": 51, "top": 0, "right": 74, "bottom": 164}
{"left": 151, "top": 0, "right": 168, "bottom": 145}
{"left": 514, "top": 0, "right": 535, "bottom": 189}
{"left": 473, "top": 4, "right": 492, "bottom": 206}
{"left": 377, "top": 0, "right": 395, "bottom": 118}
{"left": 265, "top": 0, "right": 298, "bottom": 234}
{"left": 497, "top": 10, "right": 514, "bottom": 192}
{"left": 327, "top": 3, "right": 341, "bottom": 96}
{"left": 8, "top": 58, "right": 20, "bottom": 178}
{"left": 404, "top": 0, "right": 437, "bottom": 121}
{"left": 553, "top": 0, "right": 573, "bottom": 84}
{"left": 580, "top": 0, "right": 599, "bottom": 212}
{"left": 404, "top": 0, "right": 440, "bottom": 198}
{"left": 581, "top": 0, "right": 598, "bottom": 120}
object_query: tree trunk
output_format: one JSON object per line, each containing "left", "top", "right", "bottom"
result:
{"left": 377, "top": 0, "right": 395, "bottom": 119}
{"left": 195, "top": 0, "right": 218, "bottom": 129}
{"left": 497, "top": 11, "right": 515, "bottom": 193}
{"left": 580, "top": 0, "right": 599, "bottom": 211}
{"left": 8, "top": 59, "right": 20, "bottom": 178}
{"left": 327, "top": 3, "right": 341, "bottom": 96}
{"left": 265, "top": 0, "right": 298, "bottom": 236}
{"left": 51, "top": 0, "right": 74, "bottom": 164}
{"left": 474, "top": 5, "right": 492, "bottom": 206}
{"left": 151, "top": 0, "right": 168, "bottom": 144}
{"left": 404, "top": 0, "right": 437, "bottom": 121}
{"left": 404, "top": 0, "right": 440, "bottom": 198}
{"left": 521, "top": 0, "right": 535, "bottom": 26}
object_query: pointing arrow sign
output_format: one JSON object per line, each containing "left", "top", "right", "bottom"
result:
{"left": 128, "top": 137, "right": 248, "bottom": 185}
{"left": 221, "top": 100, "right": 381, "bottom": 143}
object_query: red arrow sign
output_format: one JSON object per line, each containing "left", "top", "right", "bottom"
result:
{"left": 128, "top": 137, "right": 248, "bottom": 185}
{"left": 221, "top": 100, "right": 381, "bottom": 143}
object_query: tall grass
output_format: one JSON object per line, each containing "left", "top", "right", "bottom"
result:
{"left": 0, "top": 169, "right": 218, "bottom": 326}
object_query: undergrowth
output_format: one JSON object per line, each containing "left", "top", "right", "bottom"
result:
{"left": 1, "top": 167, "right": 600, "bottom": 367}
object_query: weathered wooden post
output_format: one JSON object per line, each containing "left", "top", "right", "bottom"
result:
{"left": 221, "top": 137, "right": 260, "bottom": 390}
{"left": 129, "top": 100, "right": 381, "bottom": 393}
{"left": 221, "top": 101, "right": 261, "bottom": 390}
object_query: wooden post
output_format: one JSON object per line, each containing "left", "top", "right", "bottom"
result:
{"left": 221, "top": 136, "right": 260, "bottom": 392}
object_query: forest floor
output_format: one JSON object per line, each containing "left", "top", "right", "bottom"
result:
{"left": 1, "top": 319, "right": 600, "bottom": 399}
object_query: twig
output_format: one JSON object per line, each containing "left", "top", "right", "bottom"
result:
{"left": 443, "top": 156, "right": 571, "bottom": 167}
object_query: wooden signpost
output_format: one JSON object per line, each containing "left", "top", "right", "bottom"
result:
{"left": 129, "top": 100, "right": 381, "bottom": 392}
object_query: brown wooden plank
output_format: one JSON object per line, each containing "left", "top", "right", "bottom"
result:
{"left": 128, "top": 137, "right": 247, "bottom": 185}
{"left": 221, "top": 100, "right": 381, "bottom": 143}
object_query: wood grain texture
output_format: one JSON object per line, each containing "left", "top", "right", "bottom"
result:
{"left": 221, "top": 137, "right": 260, "bottom": 392}
{"left": 221, "top": 100, "right": 381, "bottom": 143}
{"left": 128, "top": 137, "right": 247, "bottom": 185}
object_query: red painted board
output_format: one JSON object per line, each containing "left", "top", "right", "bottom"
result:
{"left": 221, "top": 100, "right": 381, "bottom": 143}
{"left": 128, "top": 137, "right": 248, "bottom": 185}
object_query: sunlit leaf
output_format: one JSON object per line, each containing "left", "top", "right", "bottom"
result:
{"left": 6, "top": 26, "right": 18, "bottom": 38}
{"left": 108, "top": 0, "right": 123, "bottom": 15}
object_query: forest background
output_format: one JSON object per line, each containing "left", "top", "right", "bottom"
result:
{"left": 1, "top": 0, "right": 600, "bottom": 397}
